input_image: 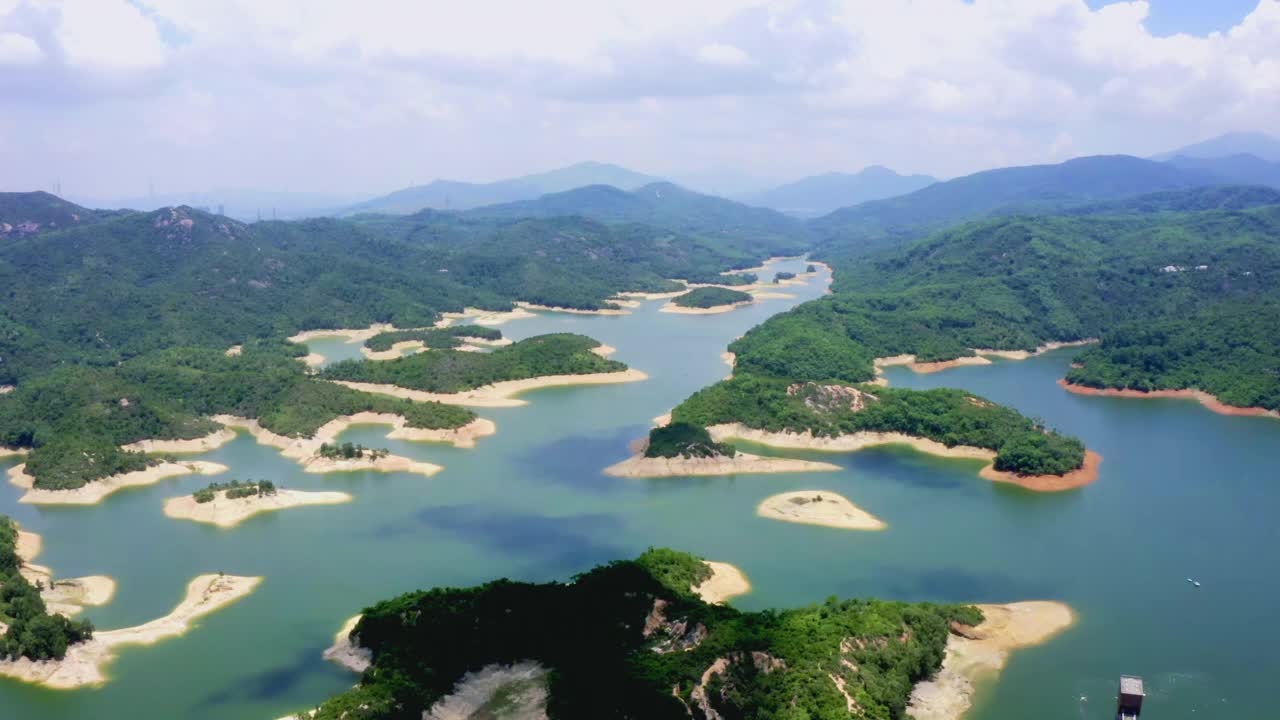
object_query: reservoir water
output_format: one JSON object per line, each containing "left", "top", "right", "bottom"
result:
{"left": 1, "top": 257, "right": 1276, "bottom": 719}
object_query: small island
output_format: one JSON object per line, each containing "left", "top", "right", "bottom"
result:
{"left": 287, "top": 548, "right": 1069, "bottom": 720}
{"left": 772, "top": 271, "right": 796, "bottom": 283}
{"left": 661, "top": 287, "right": 754, "bottom": 315}
{"left": 164, "top": 480, "right": 351, "bottom": 528}
{"left": 670, "top": 379, "right": 1099, "bottom": 491}
{"left": 324, "top": 333, "right": 647, "bottom": 408}
{"left": 757, "top": 490, "right": 886, "bottom": 531}
{"left": 361, "top": 325, "right": 509, "bottom": 360}
{"left": 604, "top": 422, "right": 840, "bottom": 477}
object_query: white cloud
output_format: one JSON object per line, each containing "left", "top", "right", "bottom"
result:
{"left": 697, "top": 42, "right": 752, "bottom": 66}
{"left": 0, "top": 0, "right": 1277, "bottom": 196}
{"left": 0, "top": 30, "right": 38, "bottom": 63}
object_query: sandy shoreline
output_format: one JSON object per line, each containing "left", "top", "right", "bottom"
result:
{"left": 613, "top": 289, "right": 687, "bottom": 301}
{"left": 0, "top": 446, "right": 28, "bottom": 459}
{"left": 592, "top": 344, "right": 617, "bottom": 357}
{"left": 436, "top": 306, "right": 537, "bottom": 327}
{"left": 121, "top": 428, "right": 238, "bottom": 454}
{"left": 603, "top": 451, "right": 840, "bottom": 478}
{"left": 873, "top": 341, "right": 1098, "bottom": 378}
{"left": 212, "top": 413, "right": 481, "bottom": 476}
{"left": 516, "top": 301, "right": 631, "bottom": 316}
{"left": 361, "top": 340, "right": 428, "bottom": 361}
{"left": 1058, "top": 380, "right": 1279, "bottom": 418}
{"left": 756, "top": 490, "right": 885, "bottom": 531}
{"left": 708, "top": 425, "right": 1098, "bottom": 492}
{"left": 331, "top": 368, "right": 648, "bottom": 408}
{"left": 0, "top": 574, "right": 262, "bottom": 689}
{"left": 907, "top": 602, "right": 1075, "bottom": 720}
{"left": 14, "top": 527, "right": 117, "bottom": 618}
{"left": 973, "top": 339, "right": 1097, "bottom": 360}
{"left": 693, "top": 561, "right": 750, "bottom": 605}
{"left": 164, "top": 489, "right": 352, "bottom": 528}
{"left": 659, "top": 299, "right": 754, "bottom": 315}
{"left": 322, "top": 614, "right": 371, "bottom": 673}
{"left": 8, "top": 460, "right": 229, "bottom": 505}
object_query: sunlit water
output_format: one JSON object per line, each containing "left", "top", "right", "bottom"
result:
{"left": 1, "top": 257, "right": 1275, "bottom": 719}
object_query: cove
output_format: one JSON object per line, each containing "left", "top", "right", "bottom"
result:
{"left": 1, "top": 256, "right": 1275, "bottom": 720}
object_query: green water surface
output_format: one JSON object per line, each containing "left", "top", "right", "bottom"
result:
{"left": 1, "top": 258, "right": 1275, "bottom": 719}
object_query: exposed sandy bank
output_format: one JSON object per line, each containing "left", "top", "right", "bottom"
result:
{"left": 322, "top": 614, "right": 371, "bottom": 673}
{"left": 973, "top": 339, "right": 1097, "bottom": 360}
{"left": 1058, "top": 380, "right": 1279, "bottom": 418}
{"left": 331, "top": 368, "right": 648, "bottom": 408}
{"left": 907, "top": 602, "right": 1075, "bottom": 720}
{"left": 750, "top": 290, "right": 796, "bottom": 299}
{"left": 436, "top": 307, "right": 537, "bottom": 327}
{"left": 516, "top": 301, "right": 630, "bottom": 316}
{"left": 13, "top": 527, "right": 117, "bottom": 617}
{"left": 659, "top": 300, "right": 754, "bottom": 315}
{"left": 693, "top": 561, "right": 751, "bottom": 605}
{"left": 873, "top": 354, "right": 992, "bottom": 375}
{"left": 979, "top": 451, "right": 1102, "bottom": 492}
{"left": 0, "top": 574, "right": 262, "bottom": 689}
{"left": 756, "top": 491, "right": 886, "bottom": 531}
{"left": 211, "top": 414, "right": 470, "bottom": 476}
{"left": 613, "top": 289, "right": 688, "bottom": 301}
{"left": 456, "top": 335, "right": 513, "bottom": 347}
{"left": 0, "top": 446, "right": 28, "bottom": 459}
{"left": 121, "top": 428, "right": 237, "bottom": 454}
{"left": 0, "top": 384, "right": 13, "bottom": 394}
{"left": 8, "top": 461, "right": 228, "bottom": 506}
{"left": 592, "top": 344, "right": 618, "bottom": 357}
{"left": 707, "top": 425, "right": 1096, "bottom": 493}
{"left": 164, "top": 489, "right": 352, "bottom": 528}
{"left": 299, "top": 353, "right": 325, "bottom": 368}
{"left": 287, "top": 324, "right": 397, "bottom": 345}
{"left": 603, "top": 450, "right": 840, "bottom": 478}
{"left": 224, "top": 345, "right": 242, "bottom": 357}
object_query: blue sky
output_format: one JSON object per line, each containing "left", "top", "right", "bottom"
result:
{"left": 1088, "top": 0, "right": 1260, "bottom": 35}
{"left": 1, "top": 1, "right": 1277, "bottom": 198}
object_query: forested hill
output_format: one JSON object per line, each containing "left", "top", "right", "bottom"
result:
{"left": 464, "top": 182, "right": 810, "bottom": 257}
{"left": 0, "top": 191, "right": 122, "bottom": 238}
{"left": 808, "top": 155, "right": 1218, "bottom": 257}
{"left": 301, "top": 548, "right": 979, "bottom": 720}
{"left": 0, "top": 200, "right": 790, "bottom": 384}
{"left": 740, "top": 202, "right": 1280, "bottom": 410}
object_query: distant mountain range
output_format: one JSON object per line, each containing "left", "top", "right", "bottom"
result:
{"left": 77, "top": 189, "right": 365, "bottom": 222}
{"left": 1163, "top": 153, "right": 1280, "bottom": 189}
{"left": 1154, "top": 131, "right": 1280, "bottom": 163}
{"left": 341, "top": 162, "right": 664, "bottom": 215}
{"left": 810, "top": 154, "right": 1222, "bottom": 255}
{"left": 736, "top": 167, "right": 938, "bottom": 217}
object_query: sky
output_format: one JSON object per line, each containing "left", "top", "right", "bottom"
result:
{"left": 0, "top": 0, "right": 1277, "bottom": 200}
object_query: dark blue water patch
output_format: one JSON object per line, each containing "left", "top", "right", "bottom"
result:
{"left": 401, "top": 504, "right": 629, "bottom": 568}
{"left": 195, "top": 645, "right": 326, "bottom": 707}
{"left": 867, "top": 565, "right": 1060, "bottom": 605}
{"left": 513, "top": 424, "right": 648, "bottom": 495}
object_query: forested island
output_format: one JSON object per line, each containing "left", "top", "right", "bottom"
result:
{"left": 324, "top": 334, "right": 629, "bottom": 394}
{"left": 670, "top": 287, "right": 753, "bottom": 310}
{"left": 363, "top": 325, "right": 504, "bottom": 353}
{"left": 0, "top": 342, "right": 475, "bottom": 491}
{"left": 294, "top": 549, "right": 983, "bottom": 720}
{"left": 0, "top": 517, "right": 95, "bottom": 662}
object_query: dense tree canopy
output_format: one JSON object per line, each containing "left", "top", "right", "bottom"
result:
{"left": 0, "top": 517, "right": 95, "bottom": 662}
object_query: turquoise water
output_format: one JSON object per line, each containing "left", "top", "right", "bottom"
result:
{"left": 1, "top": 257, "right": 1276, "bottom": 719}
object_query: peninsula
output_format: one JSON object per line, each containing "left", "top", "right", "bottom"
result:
{"left": 163, "top": 480, "right": 352, "bottom": 528}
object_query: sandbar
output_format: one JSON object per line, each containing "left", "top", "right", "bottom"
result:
{"left": 121, "top": 428, "right": 238, "bottom": 454}
{"left": 693, "top": 561, "right": 750, "bottom": 605}
{"left": 288, "top": 324, "right": 397, "bottom": 345}
{"left": 1058, "top": 380, "right": 1279, "bottom": 418}
{"left": 756, "top": 491, "right": 886, "bottom": 531}
{"left": 592, "top": 344, "right": 618, "bottom": 357}
{"left": 212, "top": 413, "right": 479, "bottom": 476}
{"left": 0, "top": 446, "right": 28, "bottom": 459}
{"left": 164, "top": 488, "right": 353, "bottom": 528}
{"left": 659, "top": 300, "right": 754, "bottom": 315}
{"left": 516, "top": 301, "right": 631, "bottom": 316}
{"left": 708, "top": 425, "right": 1097, "bottom": 492}
{"left": 907, "top": 602, "right": 1075, "bottom": 720}
{"left": 361, "top": 340, "right": 428, "bottom": 361}
{"left": 322, "top": 614, "right": 371, "bottom": 673}
{"left": 436, "top": 307, "right": 537, "bottom": 327}
{"left": 613, "top": 289, "right": 688, "bottom": 301}
{"left": 0, "top": 574, "right": 262, "bottom": 689}
{"left": 603, "top": 450, "right": 840, "bottom": 478}
{"left": 331, "top": 368, "right": 648, "bottom": 408}
{"left": 13, "top": 527, "right": 117, "bottom": 617}
{"left": 972, "top": 339, "right": 1097, "bottom": 360}
{"left": 8, "top": 460, "right": 229, "bottom": 506}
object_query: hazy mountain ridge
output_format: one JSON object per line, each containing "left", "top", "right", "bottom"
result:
{"left": 737, "top": 166, "right": 938, "bottom": 217}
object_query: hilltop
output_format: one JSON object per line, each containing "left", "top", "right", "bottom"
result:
{"left": 739, "top": 166, "right": 938, "bottom": 217}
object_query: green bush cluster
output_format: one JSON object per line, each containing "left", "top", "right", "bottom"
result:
{"left": 317, "top": 443, "right": 389, "bottom": 460}
{"left": 644, "top": 423, "right": 735, "bottom": 460}
{"left": 324, "top": 334, "right": 626, "bottom": 394}
{"left": 303, "top": 549, "right": 980, "bottom": 720}
{"left": 364, "top": 325, "right": 502, "bottom": 352}
{"left": 192, "top": 479, "right": 277, "bottom": 503}
{"left": 0, "top": 516, "right": 94, "bottom": 661}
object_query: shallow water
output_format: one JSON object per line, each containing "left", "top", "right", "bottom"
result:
{"left": 1, "top": 257, "right": 1276, "bottom": 719}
